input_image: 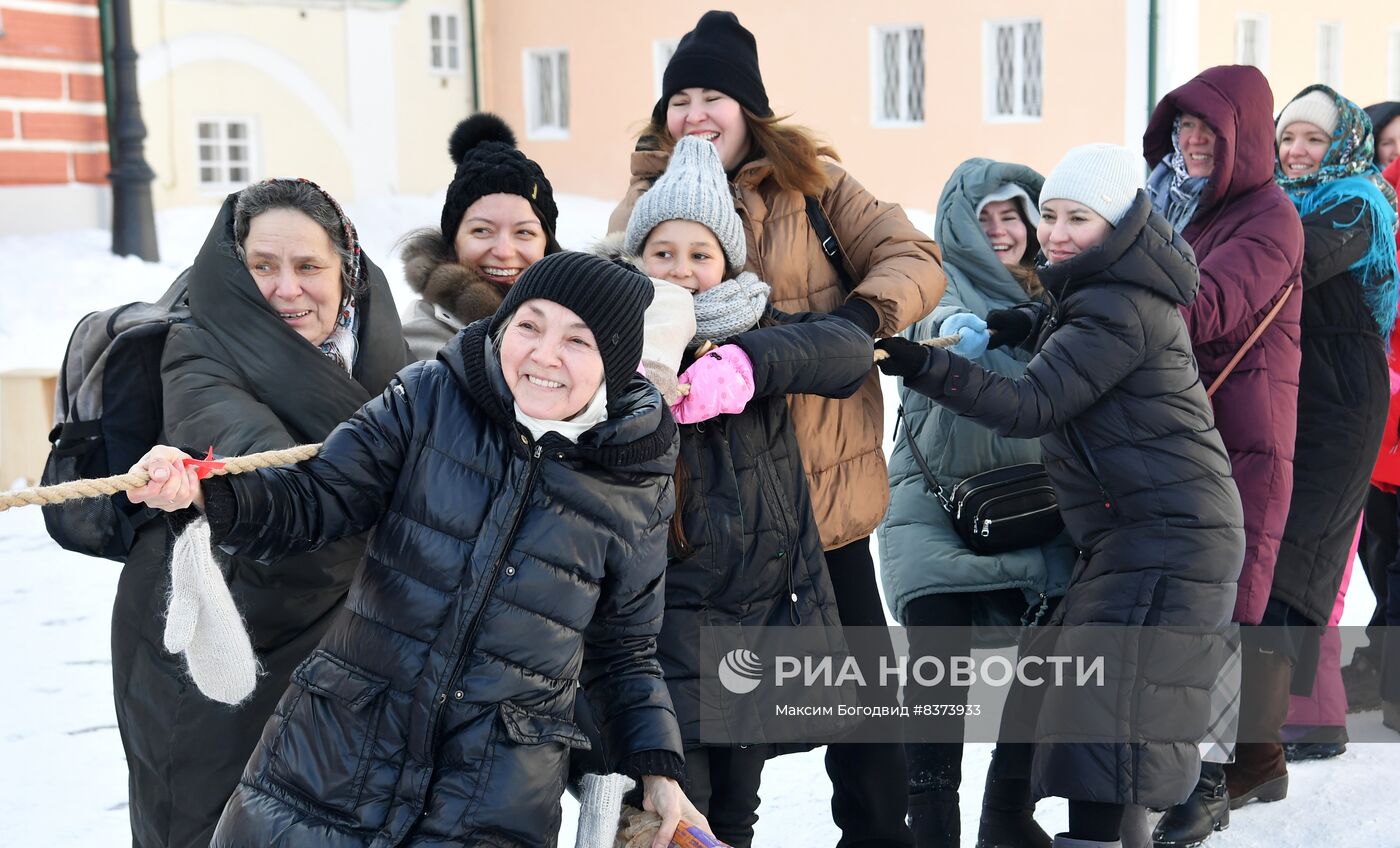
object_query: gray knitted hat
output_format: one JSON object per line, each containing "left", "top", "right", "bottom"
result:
{"left": 624, "top": 135, "right": 746, "bottom": 273}
{"left": 1040, "top": 143, "right": 1144, "bottom": 226}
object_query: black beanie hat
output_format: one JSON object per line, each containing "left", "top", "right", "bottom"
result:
{"left": 489, "top": 252, "right": 654, "bottom": 412}
{"left": 441, "top": 113, "right": 559, "bottom": 250}
{"left": 652, "top": 10, "right": 771, "bottom": 125}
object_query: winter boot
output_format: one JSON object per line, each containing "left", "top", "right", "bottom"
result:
{"left": 976, "top": 775, "right": 1051, "bottom": 848}
{"left": 1283, "top": 740, "right": 1346, "bottom": 761}
{"left": 1150, "top": 762, "right": 1229, "bottom": 847}
{"left": 1340, "top": 652, "right": 1382, "bottom": 713}
{"left": 1224, "top": 647, "right": 1291, "bottom": 810}
{"left": 1383, "top": 698, "right": 1400, "bottom": 732}
{"left": 1052, "top": 836, "right": 1122, "bottom": 848}
{"left": 908, "top": 790, "right": 959, "bottom": 848}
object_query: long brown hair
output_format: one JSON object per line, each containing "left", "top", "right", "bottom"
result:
{"left": 641, "top": 106, "right": 839, "bottom": 197}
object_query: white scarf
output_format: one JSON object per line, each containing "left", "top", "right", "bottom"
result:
{"left": 513, "top": 383, "right": 609, "bottom": 443}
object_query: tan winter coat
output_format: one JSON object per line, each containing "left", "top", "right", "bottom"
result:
{"left": 610, "top": 150, "right": 945, "bottom": 549}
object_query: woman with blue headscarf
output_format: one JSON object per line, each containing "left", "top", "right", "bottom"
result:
{"left": 1225, "top": 85, "right": 1400, "bottom": 811}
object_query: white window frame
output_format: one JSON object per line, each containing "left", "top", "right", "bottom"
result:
{"left": 1317, "top": 21, "right": 1343, "bottom": 90}
{"left": 982, "top": 17, "right": 1043, "bottom": 123}
{"left": 869, "top": 24, "right": 926, "bottom": 128}
{"left": 1235, "top": 13, "right": 1270, "bottom": 72}
{"left": 1389, "top": 29, "right": 1400, "bottom": 99}
{"left": 523, "top": 47, "right": 570, "bottom": 140}
{"left": 653, "top": 38, "right": 679, "bottom": 101}
{"left": 194, "top": 116, "right": 258, "bottom": 193}
{"left": 427, "top": 10, "right": 464, "bottom": 75}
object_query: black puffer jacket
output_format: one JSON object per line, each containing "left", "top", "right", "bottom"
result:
{"left": 206, "top": 321, "right": 683, "bottom": 847}
{"left": 902, "top": 192, "right": 1245, "bottom": 808}
{"left": 1271, "top": 198, "right": 1390, "bottom": 625}
{"left": 661, "top": 311, "right": 871, "bottom": 748}
{"left": 112, "top": 194, "right": 407, "bottom": 848}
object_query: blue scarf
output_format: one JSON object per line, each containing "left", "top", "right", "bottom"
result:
{"left": 1277, "top": 85, "right": 1400, "bottom": 341}
{"left": 1148, "top": 115, "right": 1209, "bottom": 232}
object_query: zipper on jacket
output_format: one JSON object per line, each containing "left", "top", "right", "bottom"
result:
{"left": 417, "top": 443, "right": 545, "bottom": 803}
{"left": 1065, "top": 422, "right": 1115, "bottom": 516}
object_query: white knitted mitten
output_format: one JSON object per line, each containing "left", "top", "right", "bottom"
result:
{"left": 163, "top": 516, "right": 259, "bottom": 705}
{"left": 575, "top": 772, "right": 634, "bottom": 848}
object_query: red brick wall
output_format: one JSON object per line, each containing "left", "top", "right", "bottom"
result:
{"left": 0, "top": 3, "right": 109, "bottom": 186}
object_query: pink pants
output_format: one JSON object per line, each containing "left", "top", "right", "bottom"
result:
{"left": 1283, "top": 519, "right": 1363, "bottom": 731}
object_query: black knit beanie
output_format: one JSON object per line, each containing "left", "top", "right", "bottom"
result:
{"left": 652, "top": 10, "right": 771, "bottom": 124}
{"left": 490, "top": 252, "right": 654, "bottom": 412}
{"left": 441, "top": 113, "right": 559, "bottom": 250}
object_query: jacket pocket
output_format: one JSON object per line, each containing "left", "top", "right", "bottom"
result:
{"left": 458, "top": 703, "right": 591, "bottom": 839}
{"left": 497, "top": 701, "right": 592, "bottom": 750}
{"left": 267, "top": 650, "right": 390, "bottom": 816}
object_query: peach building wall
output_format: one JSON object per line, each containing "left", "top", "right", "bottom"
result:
{"left": 479, "top": 0, "right": 1131, "bottom": 219}
{"left": 1195, "top": 3, "right": 1400, "bottom": 114}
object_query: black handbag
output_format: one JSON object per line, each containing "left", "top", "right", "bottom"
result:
{"left": 897, "top": 407, "right": 1064, "bottom": 555}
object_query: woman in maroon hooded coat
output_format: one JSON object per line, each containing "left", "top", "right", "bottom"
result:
{"left": 1142, "top": 64, "right": 1304, "bottom": 848}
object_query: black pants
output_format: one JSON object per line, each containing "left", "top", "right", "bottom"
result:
{"left": 1359, "top": 485, "right": 1395, "bottom": 663}
{"left": 684, "top": 745, "right": 768, "bottom": 848}
{"left": 902, "top": 590, "right": 1057, "bottom": 796}
{"left": 823, "top": 537, "right": 915, "bottom": 848}
{"left": 992, "top": 743, "right": 1124, "bottom": 842}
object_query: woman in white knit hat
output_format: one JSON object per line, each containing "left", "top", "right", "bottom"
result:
{"left": 875, "top": 143, "right": 1245, "bottom": 848}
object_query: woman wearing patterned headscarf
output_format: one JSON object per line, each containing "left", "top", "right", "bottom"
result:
{"left": 1224, "top": 85, "right": 1400, "bottom": 812}
{"left": 112, "top": 179, "right": 409, "bottom": 847}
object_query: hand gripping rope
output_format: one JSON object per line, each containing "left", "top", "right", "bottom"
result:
{"left": 0, "top": 444, "right": 322, "bottom": 512}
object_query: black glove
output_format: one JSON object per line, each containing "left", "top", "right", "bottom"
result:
{"left": 830, "top": 299, "right": 880, "bottom": 336}
{"left": 874, "top": 336, "right": 932, "bottom": 379}
{"left": 985, "top": 307, "right": 1035, "bottom": 349}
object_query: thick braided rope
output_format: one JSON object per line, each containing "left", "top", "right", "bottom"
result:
{"left": 0, "top": 443, "right": 323, "bottom": 512}
{"left": 872, "top": 333, "right": 958, "bottom": 362}
{"left": 1, "top": 331, "right": 960, "bottom": 512}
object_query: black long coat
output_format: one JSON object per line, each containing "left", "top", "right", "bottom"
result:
{"left": 659, "top": 312, "right": 871, "bottom": 748}
{"left": 1271, "top": 197, "right": 1391, "bottom": 625}
{"left": 902, "top": 192, "right": 1245, "bottom": 807}
{"left": 111, "top": 197, "right": 407, "bottom": 848}
{"left": 208, "top": 320, "right": 683, "bottom": 847}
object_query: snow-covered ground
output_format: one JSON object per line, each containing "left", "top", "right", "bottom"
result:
{"left": 0, "top": 197, "right": 1393, "bottom": 846}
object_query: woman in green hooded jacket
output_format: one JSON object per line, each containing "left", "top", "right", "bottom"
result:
{"left": 877, "top": 158, "right": 1075, "bottom": 848}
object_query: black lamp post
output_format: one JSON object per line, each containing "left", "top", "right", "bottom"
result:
{"left": 107, "top": 0, "right": 158, "bottom": 261}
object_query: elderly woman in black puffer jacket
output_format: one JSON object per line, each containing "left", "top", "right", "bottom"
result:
{"left": 877, "top": 145, "right": 1245, "bottom": 848}
{"left": 113, "top": 178, "right": 409, "bottom": 848}
{"left": 128, "top": 252, "right": 707, "bottom": 848}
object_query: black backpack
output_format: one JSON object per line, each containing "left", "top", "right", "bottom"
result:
{"left": 41, "top": 272, "right": 191, "bottom": 561}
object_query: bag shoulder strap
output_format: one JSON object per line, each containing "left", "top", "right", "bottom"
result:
{"left": 805, "top": 194, "right": 858, "bottom": 292}
{"left": 1205, "top": 282, "right": 1297, "bottom": 399}
{"left": 896, "top": 405, "right": 950, "bottom": 509}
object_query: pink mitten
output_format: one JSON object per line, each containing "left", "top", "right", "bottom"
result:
{"left": 671, "top": 344, "right": 755, "bottom": 424}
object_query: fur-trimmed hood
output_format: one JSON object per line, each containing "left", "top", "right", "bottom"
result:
{"left": 589, "top": 231, "right": 646, "bottom": 273}
{"left": 399, "top": 228, "right": 509, "bottom": 327}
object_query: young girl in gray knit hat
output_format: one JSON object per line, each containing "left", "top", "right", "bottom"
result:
{"left": 600, "top": 134, "right": 874, "bottom": 847}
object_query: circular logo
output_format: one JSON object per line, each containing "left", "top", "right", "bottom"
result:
{"left": 718, "top": 648, "right": 764, "bottom": 694}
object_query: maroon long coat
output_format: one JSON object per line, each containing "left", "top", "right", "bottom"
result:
{"left": 1144, "top": 64, "right": 1304, "bottom": 624}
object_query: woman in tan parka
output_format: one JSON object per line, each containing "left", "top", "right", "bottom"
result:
{"left": 608, "top": 11, "right": 944, "bottom": 847}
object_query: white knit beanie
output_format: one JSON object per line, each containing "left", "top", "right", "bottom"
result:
{"left": 625, "top": 135, "right": 746, "bottom": 272}
{"left": 1039, "top": 143, "right": 1144, "bottom": 226}
{"left": 1276, "top": 90, "right": 1340, "bottom": 142}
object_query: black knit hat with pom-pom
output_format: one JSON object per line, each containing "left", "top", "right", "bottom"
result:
{"left": 440, "top": 113, "right": 558, "bottom": 251}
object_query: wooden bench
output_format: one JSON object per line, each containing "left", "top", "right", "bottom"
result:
{"left": 0, "top": 369, "right": 58, "bottom": 487}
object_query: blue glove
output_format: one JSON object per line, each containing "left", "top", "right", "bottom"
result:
{"left": 940, "top": 312, "right": 991, "bottom": 359}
